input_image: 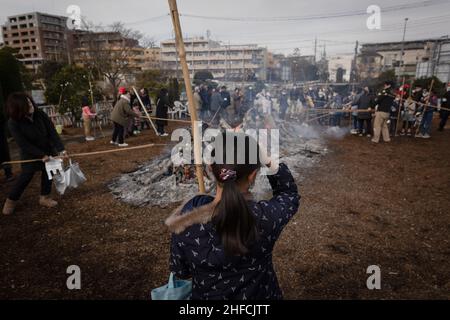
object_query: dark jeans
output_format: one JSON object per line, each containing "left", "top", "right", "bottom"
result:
{"left": 9, "top": 164, "right": 51, "bottom": 201}
{"left": 352, "top": 115, "right": 358, "bottom": 129}
{"left": 112, "top": 122, "right": 124, "bottom": 144}
{"left": 358, "top": 118, "right": 372, "bottom": 135}
{"left": 420, "top": 111, "right": 433, "bottom": 135}
{"left": 439, "top": 111, "right": 449, "bottom": 130}
{"left": 141, "top": 120, "right": 150, "bottom": 130}
{"left": 330, "top": 114, "right": 341, "bottom": 127}
{"left": 157, "top": 123, "right": 165, "bottom": 135}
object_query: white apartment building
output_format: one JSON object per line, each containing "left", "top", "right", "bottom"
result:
{"left": 160, "top": 37, "right": 268, "bottom": 81}
{"left": 328, "top": 54, "right": 353, "bottom": 82}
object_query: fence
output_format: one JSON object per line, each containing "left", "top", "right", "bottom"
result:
{"left": 39, "top": 101, "right": 114, "bottom": 128}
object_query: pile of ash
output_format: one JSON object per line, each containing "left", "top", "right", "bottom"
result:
{"left": 108, "top": 117, "right": 327, "bottom": 208}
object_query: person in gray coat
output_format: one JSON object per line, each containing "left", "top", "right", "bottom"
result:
{"left": 110, "top": 88, "right": 138, "bottom": 147}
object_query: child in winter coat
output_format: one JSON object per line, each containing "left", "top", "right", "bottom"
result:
{"left": 166, "top": 131, "right": 300, "bottom": 300}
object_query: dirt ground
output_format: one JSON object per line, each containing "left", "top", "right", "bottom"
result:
{"left": 0, "top": 120, "right": 449, "bottom": 299}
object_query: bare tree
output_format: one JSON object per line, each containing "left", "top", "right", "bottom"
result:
{"left": 76, "top": 19, "right": 143, "bottom": 99}
{"left": 140, "top": 36, "right": 157, "bottom": 49}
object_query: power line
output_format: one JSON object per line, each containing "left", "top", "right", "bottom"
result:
{"left": 180, "top": 0, "right": 450, "bottom": 23}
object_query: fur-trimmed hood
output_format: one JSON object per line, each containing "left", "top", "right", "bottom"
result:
{"left": 165, "top": 196, "right": 217, "bottom": 234}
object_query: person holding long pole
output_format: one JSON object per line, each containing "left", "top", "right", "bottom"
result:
{"left": 372, "top": 81, "right": 395, "bottom": 144}
{"left": 2, "top": 93, "right": 69, "bottom": 215}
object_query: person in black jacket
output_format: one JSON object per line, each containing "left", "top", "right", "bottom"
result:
{"left": 355, "top": 86, "right": 374, "bottom": 137}
{"left": 139, "top": 88, "right": 152, "bottom": 131}
{"left": 372, "top": 81, "right": 395, "bottom": 143}
{"left": 439, "top": 84, "right": 450, "bottom": 131}
{"left": 166, "top": 131, "right": 300, "bottom": 300}
{"left": 2, "top": 92, "right": 68, "bottom": 215}
{"left": 0, "top": 111, "right": 14, "bottom": 182}
{"left": 156, "top": 88, "right": 169, "bottom": 136}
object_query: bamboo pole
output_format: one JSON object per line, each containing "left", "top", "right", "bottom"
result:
{"left": 168, "top": 0, "right": 205, "bottom": 193}
{"left": 2, "top": 143, "right": 169, "bottom": 166}
{"left": 132, "top": 86, "right": 159, "bottom": 136}
{"left": 394, "top": 77, "right": 406, "bottom": 137}
{"left": 139, "top": 115, "right": 192, "bottom": 124}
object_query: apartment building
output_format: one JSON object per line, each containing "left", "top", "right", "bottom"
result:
{"left": 359, "top": 39, "right": 439, "bottom": 78}
{"left": 72, "top": 30, "right": 143, "bottom": 73}
{"left": 160, "top": 37, "right": 268, "bottom": 81}
{"left": 142, "top": 47, "right": 161, "bottom": 70}
{"left": 416, "top": 37, "right": 450, "bottom": 83}
{"left": 1, "top": 12, "right": 69, "bottom": 70}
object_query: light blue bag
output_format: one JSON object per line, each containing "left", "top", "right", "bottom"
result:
{"left": 151, "top": 273, "right": 192, "bottom": 300}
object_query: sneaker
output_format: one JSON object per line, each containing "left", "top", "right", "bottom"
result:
{"left": 359, "top": 133, "right": 363, "bottom": 137}
{"left": 110, "top": 140, "right": 118, "bottom": 145}
{"left": 160, "top": 133, "right": 169, "bottom": 137}
{"left": 118, "top": 143, "right": 129, "bottom": 147}
{"left": 366, "top": 134, "right": 371, "bottom": 138}
{"left": 39, "top": 196, "right": 58, "bottom": 208}
{"left": 371, "top": 139, "right": 378, "bottom": 144}
{"left": 86, "top": 136, "right": 95, "bottom": 141}
{"left": 2, "top": 198, "right": 17, "bottom": 215}
{"left": 415, "top": 133, "right": 423, "bottom": 138}
{"left": 422, "top": 134, "right": 431, "bottom": 139}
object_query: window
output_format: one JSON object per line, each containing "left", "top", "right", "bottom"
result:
{"left": 29, "top": 23, "right": 34, "bottom": 27}
{"left": 3, "top": 34, "right": 7, "bottom": 38}
{"left": 20, "top": 24, "right": 27, "bottom": 28}
{"left": 4, "top": 41, "right": 9, "bottom": 45}
{"left": 11, "top": 25, "right": 18, "bottom": 30}
{"left": 12, "top": 32, "right": 19, "bottom": 37}
{"left": 21, "top": 32, "right": 28, "bottom": 36}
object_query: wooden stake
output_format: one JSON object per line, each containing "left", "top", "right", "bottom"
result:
{"left": 168, "top": 0, "right": 205, "bottom": 193}
{"left": 132, "top": 86, "right": 159, "bottom": 136}
{"left": 394, "top": 77, "right": 406, "bottom": 137}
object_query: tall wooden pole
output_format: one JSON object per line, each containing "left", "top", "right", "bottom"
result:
{"left": 168, "top": 0, "right": 205, "bottom": 193}
{"left": 394, "top": 77, "right": 406, "bottom": 137}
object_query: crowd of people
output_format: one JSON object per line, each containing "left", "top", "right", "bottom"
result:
{"left": 1, "top": 78, "right": 449, "bottom": 300}
{"left": 191, "top": 80, "right": 450, "bottom": 143}
{"left": 78, "top": 78, "right": 450, "bottom": 150}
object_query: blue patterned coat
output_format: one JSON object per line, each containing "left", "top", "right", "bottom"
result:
{"left": 165, "top": 163, "right": 300, "bottom": 300}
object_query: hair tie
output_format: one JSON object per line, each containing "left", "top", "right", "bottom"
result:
{"left": 219, "top": 168, "right": 237, "bottom": 182}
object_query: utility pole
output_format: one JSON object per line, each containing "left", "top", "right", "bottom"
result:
{"left": 399, "top": 18, "right": 409, "bottom": 80}
{"left": 314, "top": 37, "right": 317, "bottom": 63}
{"left": 351, "top": 40, "right": 359, "bottom": 91}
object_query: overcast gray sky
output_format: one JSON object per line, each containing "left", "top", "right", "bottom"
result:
{"left": 1, "top": 0, "right": 450, "bottom": 56}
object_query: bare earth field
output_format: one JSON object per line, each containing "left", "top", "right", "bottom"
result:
{"left": 0, "top": 120, "right": 449, "bottom": 299}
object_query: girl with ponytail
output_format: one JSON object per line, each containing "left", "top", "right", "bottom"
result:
{"left": 166, "top": 131, "right": 300, "bottom": 300}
